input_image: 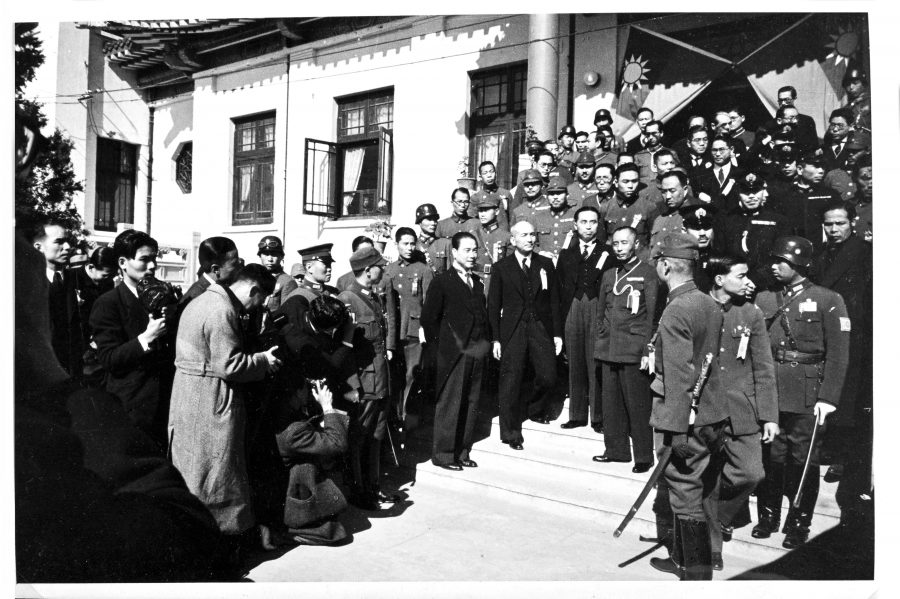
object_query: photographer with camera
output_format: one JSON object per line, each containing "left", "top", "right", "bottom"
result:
{"left": 90, "top": 229, "right": 178, "bottom": 451}
{"left": 168, "top": 263, "right": 284, "bottom": 553}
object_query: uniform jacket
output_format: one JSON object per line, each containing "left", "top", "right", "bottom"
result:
{"left": 598, "top": 191, "right": 660, "bottom": 262}
{"left": 472, "top": 222, "right": 511, "bottom": 294}
{"left": 335, "top": 271, "right": 355, "bottom": 292}
{"left": 436, "top": 213, "right": 478, "bottom": 239}
{"left": 469, "top": 186, "right": 512, "bottom": 230}
{"left": 420, "top": 268, "right": 491, "bottom": 397}
{"left": 382, "top": 258, "right": 434, "bottom": 347}
{"left": 532, "top": 203, "right": 578, "bottom": 259}
{"left": 704, "top": 297, "right": 778, "bottom": 435}
{"left": 633, "top": 146, "right": 671, "bottom": 185}
{"left": 90, "top": 283, "right": 176, "bottom": 436}
{"left": 487, "top": 252, "right": 562, "bottom": 345}
{"left": 265, "top": 271, "right": 298, "bottom": 313}
{"left": 512, "top": 194, "right": 551, "bottom": 225}
{"left": 417, "top": 234, "right": 452, "bottom": 275}
{"left": 755, "top": 279, "right": 850, "bottom": 413}
{"left": 556, "top": 238, "right": 613, "bottom": 316}
{"left": 338, "top": 281, "right": 389, "bottom": 400}
{"left": 649, "top": 281, "right": 725, "bottom": 432}
{"left": 594, "top": 257, "right": 658, "bottom": 363}
{"left": 782, "top": 182, "right": 840, "bottom": 244}
{"left": 168, "top": 283, "right": 271, "bottom": 534}
{"left": 567, "top": 181, "right": 599, "bottom": 209}
{"left": 713, "top": 206, "right": 789, "bottom": 287}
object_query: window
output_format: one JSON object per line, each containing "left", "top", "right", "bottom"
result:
{"left": 174, "top": 141, "right": 192, "bottom": 194}
{"left": 95, "top": 137, "right": 137, "bottom": 232}
{"left": 304, "top": 88, "right": 393, "bottom": 218}
{"left": 232, "top": 112, "right": 275, "bottom": 225}
{"left": 469, "top": 63, "right": 527, "bottom": 190}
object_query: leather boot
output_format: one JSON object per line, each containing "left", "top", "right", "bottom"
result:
{"left": 783, "top": 467, "right": 819, "bottom": 549}
{"left": 752, "top": 461, "right": 784, "bottom": 538}
{"left": 679, "top": 516, "right": 713, "bottom": 580}
{"left": 650, "top": 513, "right": 683, "bottom": 578}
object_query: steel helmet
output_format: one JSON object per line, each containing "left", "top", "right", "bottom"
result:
{"left": 415, "top": 203, "right": 440, "bottom": 224}
{"left": 770, "top": 236, "right": 813, "bottom": 268}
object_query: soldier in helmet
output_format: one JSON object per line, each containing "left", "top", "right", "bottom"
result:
{"left": 415, "top": 203, "right": 451, "bottom": 275}
{"left": 567, "top": 151, "right": 599, "bottom": 209}
{"left": 592, "top": 108, "right": 626, "bottom": 154}
{"left": 753, "top": 236, "right": 850, "bottom": 548}
{"left": 842, "top": 67, "right": 871, "bottom": 140}
{"left": 557, "top": 124, "right": 579, "bottom": 167}
{"left": 257, "top": 235, "right": 298, "bottom": 315}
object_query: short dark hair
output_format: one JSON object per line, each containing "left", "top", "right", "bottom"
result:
{"left": 653, "top": 149, "right": 677, "bottom": 166}
{"left": 711, "top": 133, "right": 733, "bottom": 147}
{"left": 615, "top": 163, "right": 640, "bottom": 178}
{"left": 637, "top": 107, "right": 654, "bottom": 117}
{"left": 575, "top": 130, "right": 589, "bottom": 139}
{"left": 536, "top": 150, "right": 556, "bottom": 164}
{"left": 451, "top": 231, "right": 477, "bottom": 250}
{"left": 351, "top": 236, "right": 374, "bottom": 252}
{"left": 451, "top": 187, "right": 471, "bottom": 200}
{"left": 89, "top": 246, "right": 118, "bottom": 271}
{"left": 777, "top": 85, "right": 798, "bottom": 99}
{"left": 644, "top": 119, "right": 663, "bottom": 132}
{"left": 706, "top": 253, "right": 748, "bottom": 280}
{"left": 822, "top": 199, "right": 857, "bottom": 222}
{"left": 309, "top": 295, "right": 348, "bottom": 331}
{"left": 595, "top": 163, "right": 616, "bottom": 176}
{"left": 24, "top": 214, "right": 71, "bottom": 244}
{"left": 395, "top": 226, "right": 417, "bottom": 244}
{"left": 829, "top": 107, "right": 853, "bottom": 124}
{"left": 113, "top": 229, "right": 158, "bottom": 261}
{"left": 776, "top": 105, "right": 798, "bottom": 120}
{"left": 197, "top": 236, "right": 237, "bottom": 274}
{"left": 612, "top": 225, "right": 637, "bottom": 239}
{"left": 478, "top": 160, "right": 495, "bottom": 173}
{"left": 688, "top": 124, "right": 709, "bottom": 140}
{"left": 574, "top": 205, "right": 600, "bottom": 220}
{"left": 231, "top": 262, "right": 276, "bottom": 295}
{"left": 659, "top": 169, "right": 688, "bottom": 187}
{"left": 729, "top": 106, "right": 745, "bottom": 117}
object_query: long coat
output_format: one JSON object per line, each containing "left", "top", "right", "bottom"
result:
{"left": 168, "top": 283, "right": 270, "bottom": 534}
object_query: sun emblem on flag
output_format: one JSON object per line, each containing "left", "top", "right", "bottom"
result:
{"left": 621, "top": 55, "right": 650, "bottom": 91}
{"left": 825, "top": 25, "right": 860, "bottom": 66}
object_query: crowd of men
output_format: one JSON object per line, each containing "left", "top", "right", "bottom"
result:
{"left": 16, "top": 66, "right": 872, "bottom": 582}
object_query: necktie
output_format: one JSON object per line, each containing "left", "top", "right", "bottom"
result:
{"left": 834, "top": 143, "right": 843, "bottom": 157}
{"left": 521, "top": 258, "right": 529, "bottom": 275}
{"left": 465, "top": 272, "right": 473, "bottom": 289}
{"left": 52, "top": 271, "right": 63, "bottom": 288}
{"left": 582, "top": 244, "right": 589, "bottom": 260}
{"left": 716, "top": 168, "right": 725, "bottom": 185}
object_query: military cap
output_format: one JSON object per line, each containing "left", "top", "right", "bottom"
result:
{"left": 593, "top": 108, "right": 613, "bottom": 125}
{"left": 558, "top": 125, "right": 577, "bottom": 139}
{"left": 290, "top": 262, "right": 305, "bottom": 278}
{"left": 349, "top": 246, "right": 387, "bottom": 271}
{"left": 69, "top": 252, "right": 88, "bottom": 267}
{"left": 257, "top": 235, "right": 284, "bottom": 256}
{"left": 775, "top": 144, "right": 797, "bottom": 163}
{"left": 738, "top": 171, "right": 766, "bottom": 194}
{"left": 681, "top": 204, "right": 717, "bottom": 230}
{"left": 575, "top": 151, "right": 596, "bottom": 167}
{"left": 476, "top": 192, "right": 502, "bottom": 209}
{"left": 521, "top": 169, "right": 543, "bottom": 184}
{"left": 298, "top": 243, "right": 335, "bottom": 264}
{"left": 770, "top": 235, "right": 813, "bottom": 268}
{"left": 799, "top": 150, "right": 826, "bottom": 167}
{"left": 652, "top": 231, "right": 700, "bottom": 261}
{"left": 545, "top": 176, "right": 568, "bottom": 193}
{"left": 415, "top": 203, "right": 440, "bottom": 224}
{"left": 842, "top": 67, "right": 867, "bottom": 87}
{"left": 845, "top": 131, "right": 868, "bottom": 151}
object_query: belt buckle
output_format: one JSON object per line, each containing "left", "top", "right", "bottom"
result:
{"left": 483, "top": 264, "right": 492, "bottom": 275}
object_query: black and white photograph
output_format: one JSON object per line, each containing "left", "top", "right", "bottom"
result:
{"left": 8, "top": 1, "right": 895, "bottom": 597}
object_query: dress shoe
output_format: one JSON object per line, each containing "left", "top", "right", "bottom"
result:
{"left": 373, "top": 490, "right": 402, "bottom": 503}
{"left": 632, "top": 462, "right": 653, "bottom": 474}
{"left": 560, "top": 420, "right": 587, "bottom": 429}
{"left": 458, "top": 459, "right": 478, "bottom": 468}
{"left": 348, "top": 492, "right": 380, "bottom": 511}
{"left": 530, "top": 415, "right": 551, "bottom": 425}
{"left": 591, "top": 423, "right": 603, "bottom": 433}
{"left": 824, "top": 464, "right": 844, "bottom": 483}
{"left": 509, "top": 442, "right": 524, "bottom": 450}
{"left": 721, "top": 523, "right": 733, "bottom": 542}
{"left": 592, "top": 454, "right": 629, "bottom": 463}
{"left": 649, "top": 556, "right": 681, "bottom": 577}
{"left": 434, "top": 462, "right": 462, "bottom": 471}
{"left": 711, "top": 552, "right": 723, "bottom": 571}
{"left": 751, "top": 516, "right": 779, "bottom": 539}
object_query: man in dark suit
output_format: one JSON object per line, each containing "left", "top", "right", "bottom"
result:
{"left": 821, "top": 108, "right": 855, "bottom": 173}
{"left": 556, "top": 206, "right": 611, "bottom": 431}
{"left": 764, "top": 86, "right": 819, "bottom": 153}
{"left": 421, "top": 231, "right": 491, "bottom": 470}
{"left": 90, "top": 230, "right": 175, "bottom": 451}
{"left": 487, "top": 220, "right": 563, "bottom": 450}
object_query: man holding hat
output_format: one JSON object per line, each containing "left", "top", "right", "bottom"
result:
{"left": 512, "top": 168, "right": 551, "bottom": 224}
{"left": 415, "top": 203, "right": 452, "bottom": 275}
{"left": 257, "top": 235, "right": 298, "bottom": 316}
{"left": 532, "top": 175, "right": 578, "bottom": 262}
{"left": 567, "top": 151, "right": 599, "bottom": 209}
{"left": 714, "top": 171, "right": 789, "bottom": 288}
{"left": 337, "top": 247, "right": 397, "bottom": 510}
{"left": 647, "top": 231, "right": 726, "bottom": 580}
{"left": 753, "top": 236, "right": 849, "bottom": 548}
{"left": 472, "top": 192, "right": 511, "bottom": 296}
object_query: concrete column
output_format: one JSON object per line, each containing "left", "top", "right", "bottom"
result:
{"left": 526, "top": 14, "right": 560, "bottom": 141}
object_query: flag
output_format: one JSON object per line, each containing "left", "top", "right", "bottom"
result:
{"left": 615, "top": 25, "right": 731, "bottom": 141}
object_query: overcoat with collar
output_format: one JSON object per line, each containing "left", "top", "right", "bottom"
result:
{"left": 487, "top": 252, "right": 562, "bottom": 346}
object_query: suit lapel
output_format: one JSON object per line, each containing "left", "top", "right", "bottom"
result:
{"left": 818, "top": 238, "right": 859, "bottom": 288}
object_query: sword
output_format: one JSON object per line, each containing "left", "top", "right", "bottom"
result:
{"left": 614, "top": 446, "right": 672, "bottom": 538}
{"left": 792, "top": 416, "right": 822, "bottom": 509}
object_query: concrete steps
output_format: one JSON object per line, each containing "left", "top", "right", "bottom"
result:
{"left": 399, "top": 399, "right": 841, "bottom": 567}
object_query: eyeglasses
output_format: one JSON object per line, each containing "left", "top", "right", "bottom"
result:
{"left": 523, "top": 181, "right": 542, "bottom": 187}
{"left": 452, "top": 199, "right": 470, "bottom": 205}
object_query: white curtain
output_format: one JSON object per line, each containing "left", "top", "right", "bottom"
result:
{"left": 343, "top": 147, "right": 365, "bottom": 192}
{"left": 239, "top": 167, "right": 252, "bottom": 212}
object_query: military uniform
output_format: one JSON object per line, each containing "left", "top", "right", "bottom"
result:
{"left": 417, "top": 234, "right": 451, "bottom": 275}
{"left": 568, "top": 180, "right": 599, "bottom": 209}
{"left": 634, "top": 146, "right": 671, "bottom": 185}
{"left": 783, "top": 180, "right": 840, "bottom": 244}
{"left": 435, "top": 212, "right": 478, "bottom": 240}
{"left": 472, "top": 220, "right": 510, "bottom": 296}
{"left": 382, "top": 257, "right": 434, "bottom": 424}
{"left": 714, "top": 207, "right": 788, "bottom": 287}
{"left": 469, "top": 186, "right": 512, "bottom": 230}
{"left": 598, "top": 191, "right": 660, "bottom": 263}
{"left": 754, "top": 264, "right": 850, "bottom": 546}
{"left": 532, "top": 202, "right": 577, "bottom": 262}
{"left": 594, "top": 256, "right": 658, "bottom": 465}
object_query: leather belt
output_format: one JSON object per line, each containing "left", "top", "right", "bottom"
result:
{"left": 774, "top": 348, "right": 824, "bottom": 365}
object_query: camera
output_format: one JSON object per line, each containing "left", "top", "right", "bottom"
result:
{"left": 136, "top": 275, "right": 183, "bottom": 320}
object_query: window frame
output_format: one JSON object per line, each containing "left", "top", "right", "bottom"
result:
{"left": 231, "top": 111, "right": 276, "bottom": 226}
{"left": 94, "top": 137, "right": 138, "bottom": 232}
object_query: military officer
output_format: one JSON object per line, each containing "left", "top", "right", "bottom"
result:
{"left": 512, "top": 168, "right": 551, "bottom": 224}
{"left": 592, "top": 125, "right": 620, "bottom": 166}
{"left": 557, "top": 206, "right": 612, "bottom": 432}
{"left": 681, "top": 204, "right": 717, "bottom": 293}
{"left": 471, "top": 192, "right": 511, "bottom": 296}
{"left": 593, "top": 226, "right": 658, "bottom": 472}
{"left": 468, "top": 160, "right": 512, "bottom": 231}
{"left": 381, "top": 227, "right": 434, "bottom": 431}
{"left": 557, "top": 124, "right": 579, "bottom": 167}
{"left": 335, "top": 236, "right": 374, "bottom": 293}
{"left": 647, "top": 231, "right": 725, "bottom": 580}
{"left": 592, "top": 108, "right": 626, "bottom": 153}
{"left": 532, "top": 176, "right": 578, "bottom": 263}
{"left": 702, "top": 254, "right": 779, "bottom": 570}
{"left": 842, "top": 67, "right": 870, "bottom": 144}
{"left": 782, "top": 152, "right": 840, "bottom": 243}
{"left": 640, "top": 149, "right": 679, "bottom": 212}
{"left": 257, "top": 235, "right": 298, "bottom": 315}
{"left": 511, "top": 150, "right": 556, "bottom": 210}
{"left": 285, "top": 243, "right": 340, "bottom": 302}
{"left": 713, "top": 171, "right": 789, "bottom": 288}
{"left": 338, "top": 247, "right": 397, "bottom": 511}
{"left": 567, "top": 151, "right": 599, "bottom": 209}
{"left": 436, "top": 188, "right": 478, "bottom": 239}
{"left": 633, "top": 120, "right": 670, "bottom": 186}
{"left": 598, "top": 163, "right": 660, "bottom": 263}
{"left": 415, "top": 203, "right": 452, "bottom": 275}
{"left": 649, "top": 168, "right": 699, "bottom": 254}
{"left": 753, "top": 237, "right": 849, "bottom": 548}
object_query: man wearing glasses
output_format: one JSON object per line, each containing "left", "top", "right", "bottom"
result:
{"left": 764, "top": 86, "right": 819, "bottom": 153}
{"left": 436, "top": 187, "right": 478, "bottom": 239}
{"left": 821, "top": 108, "right": 855, "bottom": 173}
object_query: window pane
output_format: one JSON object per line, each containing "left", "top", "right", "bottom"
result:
{"left": 341, "top": 143, "right": 379, "bottom": 216}
{"left": 258, "top": 120, "right": 275, "bottom": 149}
{"left": 258, "top": 161, "right": 274, "bottom": 215}
{"left": 303, "top": 138, "right": 338, "bottom": 216}
{"left": 235, "top": 164, "right": 255, "bottom": 218}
